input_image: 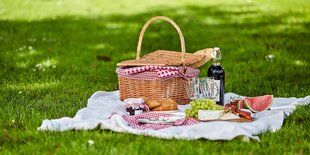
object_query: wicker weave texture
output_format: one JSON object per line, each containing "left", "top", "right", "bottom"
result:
{"left": 117, "top": 50, "right": 207, "bottom": 68}
{"left": 117, "top": 16, "right": 203, "bottom": 104}
{"left": 118, "top": 77, "right": 190, "bottom": 104}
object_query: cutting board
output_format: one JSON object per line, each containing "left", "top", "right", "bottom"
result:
{"left": 199, "top": 118, "right": 253, "bottom": 123}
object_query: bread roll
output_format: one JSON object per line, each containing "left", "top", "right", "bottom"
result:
{"left": 151, "top": 99, "right": 178, "bottom": 111}
{"left": 144, "top": 98, "right": 161, "bottom": 108}
{"left": 151, "top": 103, "right": 171, "bottom": 111}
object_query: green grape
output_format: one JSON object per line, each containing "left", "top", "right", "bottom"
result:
{"left": 191, "top": 113, "right": 195, "bottom": 117}
{"left": 190, "top": 102, "right": 194, "bottom": 107}
{"left": 202, "top": 105, "right": 206, "bottom": 110}
{"left": 204, "top": 105, "right": 208, "bottom": 110}
{"left": 196, "top": 101, "right": 200, "bottom": 105}
{"left": 186, "top": 99, "right": 222, "bottom": 118}
{"left": 190, "top": 110, "right": 195, "bottom": 116}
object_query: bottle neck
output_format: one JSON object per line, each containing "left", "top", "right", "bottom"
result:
{"left": 212, "top": 50, "right": 221, "bottom": 65}
{"left": 212, "top": 59, "right": 220, "bottom": 65}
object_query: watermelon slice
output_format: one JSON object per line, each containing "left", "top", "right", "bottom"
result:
{"left": 243, "top": 95, "right": 273, "bottom": 112}
{"left": 237, "top": 100, "right": 245, "bottom": 109}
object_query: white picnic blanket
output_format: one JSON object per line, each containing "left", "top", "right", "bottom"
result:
{"left": 38, "top": 91, "right": 310, "bottom": 141}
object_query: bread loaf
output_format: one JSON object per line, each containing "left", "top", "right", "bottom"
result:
{"left": 151, "top": 99, "right": 178, "bottom": 111}
{"left": 143, "top": 98, "right": 161, "bottom": 108}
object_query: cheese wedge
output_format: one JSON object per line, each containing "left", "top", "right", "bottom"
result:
{"left": 198, "top": 110, "right": 225, "bottom": 121}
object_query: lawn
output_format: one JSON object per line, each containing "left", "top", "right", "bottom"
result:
{"left": 0, "top": 0, "right": 310, "bottom": 154}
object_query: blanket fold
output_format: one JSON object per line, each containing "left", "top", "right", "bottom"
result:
{"left": 38, "top": 91, "right": 310, "bottom": 141}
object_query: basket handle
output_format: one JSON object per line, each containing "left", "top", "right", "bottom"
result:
{"left": 136, "top": 16, "right": 186, "bottom": 68}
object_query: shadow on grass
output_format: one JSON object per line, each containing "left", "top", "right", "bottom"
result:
{"left": 0, "top": 4, "right": 309, "bottom": 118}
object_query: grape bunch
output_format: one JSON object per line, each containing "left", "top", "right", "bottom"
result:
{"left": 185, "top": 99, "right": 224, "bottom": 118}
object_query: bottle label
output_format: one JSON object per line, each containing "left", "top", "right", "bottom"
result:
{"left": 212, "top": 80, "right": 220, "bottom": 102}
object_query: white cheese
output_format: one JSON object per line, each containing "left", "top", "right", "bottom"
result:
{"left": 198, "top": 110, "right": 224, "bottom": 121}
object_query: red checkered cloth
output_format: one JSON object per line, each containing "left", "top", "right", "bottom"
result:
{"left": 123, "top": 66, "right": 181, "bottom": 78}
{"left": 122, "top": 112, "right": 199, "bottom": 130}
{"left": 116, "top": 66, "right": 199, "bottom": 81}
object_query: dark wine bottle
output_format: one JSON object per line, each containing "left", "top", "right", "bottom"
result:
{"left": 207, "top": 47, "right": 225, "bottom": 106}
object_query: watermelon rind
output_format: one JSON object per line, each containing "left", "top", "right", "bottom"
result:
{"left": 244, "top": 100, "right": 254, "bottom": 112}
{"left": 237, "top": 100, "right": 245, "bottom": 109}
{"left": 243, "top": 95, "right": 273, "bottom": 112}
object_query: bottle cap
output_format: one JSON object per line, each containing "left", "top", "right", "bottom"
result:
{"left": 214, "top": 47, "right": 220, "bottom": 51}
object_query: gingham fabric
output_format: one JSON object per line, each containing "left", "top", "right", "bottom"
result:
{"left": 116, "top": 66, "right": 199, "bottom": 80}
{"left": 122, "top": 112, "right": 199, "bottom": 130}
{"left": 123, "top": 66, "right": 180, "bottom": 78}
{"left": 38, "top": 91, "right": 310, "bottom": 141}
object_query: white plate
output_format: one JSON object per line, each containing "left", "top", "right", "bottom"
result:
{"left": 137, "top": 119, "right": 174, "bottom": 125}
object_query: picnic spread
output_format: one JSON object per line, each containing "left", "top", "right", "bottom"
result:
{"left": 38, "top": 16, "right": 310, "bottom": 141}
{"left": 38, "top": 91, "right": 310, "bottom": 141}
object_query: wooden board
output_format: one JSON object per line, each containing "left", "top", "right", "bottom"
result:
{"left": 199, "top": 118, "right": 253, "bottom": 123}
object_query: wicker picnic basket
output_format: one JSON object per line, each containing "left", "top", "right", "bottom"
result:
{"left": 116, "top": 16, "right": 212, "bottom": 104}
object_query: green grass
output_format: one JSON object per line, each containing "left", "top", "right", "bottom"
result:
{"left": 1, "top": 0, "right": 310, "bottom": 154}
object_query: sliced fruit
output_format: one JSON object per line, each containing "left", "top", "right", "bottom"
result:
{"left": 243, "top": 95, "right": 273, "bottom": 112}
{"left": 237, "top": 100, "right": 245, "bottom": 109}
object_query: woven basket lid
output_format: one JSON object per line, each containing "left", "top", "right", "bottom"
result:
{"left": 117, "top": 50, "right": 206, "bottom": 67}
